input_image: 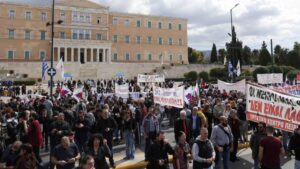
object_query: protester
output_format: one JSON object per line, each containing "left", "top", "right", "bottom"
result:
{"left": 85, "top": 133, "right": 111, "bottom": 169}
{"left": 210, "top": 116, "right": 233, "bottom": 169}
{"left": 288, "top": 126, "right": 300, "bottom": 169}
{"left": 259, "top": 126, "right": 285, "bottom": 169}
{"left": 189, "top": 107, "right": 202, "bottom": 141}
{"left": 27, "top": 112, "right": 43, "bottom": 163}
{"left": 75, "top": 155, "right": 95, "bottom": 169}
{"left": 146, "top": 131, "right": 174, "bottom": 169}
{"left": 173, "top": 131, "right": 191, "bottom": 169}
{"left": 192, "top": 128, "right": 215, "bottom": 169}
{"left": 74, "top": 111, "right": 92, "bottom": 152}
{"left": 0, "top": 141, "right": 22, "bottom": 168}
{"left": 51, "top": 136, "right": 80, "bottom": 169}
{"left": 122, "top": 109, "right": 137, "bottom": 160}
{"left": 250, "top": 122, "right": 267, "bottom": 169}
{"left": 174, "top": 110, "right": 190, "bottom": 143}
{"left": 227, "top": 109, "right": 240, "bottom": 162}
{"left": 14, "top": 143, "right": 37, "bottom": 169}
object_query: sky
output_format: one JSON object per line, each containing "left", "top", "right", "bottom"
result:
{"left": 91, "top": 0, "right": 300, "bottom": 51}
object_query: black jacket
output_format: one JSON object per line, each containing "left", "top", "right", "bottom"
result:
{"left": 94, "top": 116, "right": 117, "bottom": 139}
{"left": 174, "top": 118, "right": 191, "bottom": 143}
{"left": 289, "top": 131, "right": 300, "bottom": 160}
{"left": 146, "top": 141, "right": 174, "bottom": 169}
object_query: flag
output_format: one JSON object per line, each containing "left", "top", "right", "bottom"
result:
{"left": 223, "top": 56, "right": 227, "bottom": 65}
{"left": 41, "top": 59, "right": 49, "bottom": 80}
{"left": 184, "top": 86, "right": 193, "bottom": 104}
{"left": 194, "top": 82, "right": 199, "bottom": 97}
{"left": 60, "top": 85, "right": 71, "bottom": 97}
{"left": 228, "top": 61, "right": 233, "bottom": 77}
{"left": 72, "top": 87, "right": 83, "bottom": 101}
{"left": 56, "top": 58, "right": 64, "bottom": 79}
{"left": 236, "top": 60, "right": 241, "bottom": 76}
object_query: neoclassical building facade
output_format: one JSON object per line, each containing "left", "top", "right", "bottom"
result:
{"left": 0, "top": 0, "right": 188, "bottom": 65}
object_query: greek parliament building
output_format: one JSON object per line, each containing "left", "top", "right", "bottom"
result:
{"left": 0, "top": 0, "right": 188, "bottom": 80}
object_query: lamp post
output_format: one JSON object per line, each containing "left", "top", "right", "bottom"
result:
{"left": 230, "top": 3, "right": 239, "bottom": 82}
{"left": 47, "top": 0, "right": 62, "bottom": 100}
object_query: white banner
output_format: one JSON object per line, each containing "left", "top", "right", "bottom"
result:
{"left": 153, "top": 86, "right": 184, "bottom": 108}
{"left": 257, "top": 73, "right": 283, "bottom": 84}
{"left": 97, "top": 92, "right": 147, "bottom": 100}
{"left": 217, "top": 79, "right": 246, "bottom": 94}
{"left": 115, "top": 83, "right": 129, "bottom": 98}
{"left": 246, "top": 83, "right": 300, "bottom": 132}
{"left": 137, "top": 74, "right": 165, "bottom": 83}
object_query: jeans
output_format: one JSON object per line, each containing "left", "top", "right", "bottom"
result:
{"left": 295, "top": 160, "right": 300, "bottom": 169}
{"left": 214, "top": 146, "right": 230, "bottom": 169}
{"left": 253, "top": 157, "right": 260, "bottom": 169}
{"left": 124, "top": 130, "right": 135, "bottom": 158}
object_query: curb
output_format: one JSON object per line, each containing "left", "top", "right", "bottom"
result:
{"left": 113, "top": 142, "right": 250, "bottom": 169}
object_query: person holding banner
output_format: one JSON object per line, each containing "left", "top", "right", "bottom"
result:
{"left": 288, "top": 126, "right": 300, "bottom": 169}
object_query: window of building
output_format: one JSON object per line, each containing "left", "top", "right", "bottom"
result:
{"left": 113, "top": 53, "right": 118, "bottom": 60}
{"left": 124, "top": 19, "right": 130, "bottom": 26}
{"left": 169, "top": 23, "right": 172, "bottom": 29}
{"left": 80, "top": 14, "right": 84, "bottom": 22}
{"left": 179, "top": 38, "right": 182, "bottom": 46}
{"left": 60, "top": 32, "right": 66, "bottom": 39}
{"left": 72, "top": 30, "right": 78, "bottom": 39}
{"left": 79, "top": 30, "right": 84, "bottom": 39}
{"left": 158, "top": 37, "right": 163, "bottom": 45}
{"left": 125, "top": 53, "right": 130, "bottom": 61}
{"left": 9, "top": 10, "right": 15, "bottom": 19}
{"left": 24, "top": 51, "right": 30, "bottom": 60}
{"left": 179, "top": 54, "right": 183, "bottom": 61}
{"left": 113, "top": 35, "right": 118, "bottom": 43}
{"left": 147, "top": 21, "right": 152, "bottom": 28}
{"left": 178, "top": 24, "right": 182, "bottom": 30}
{"left": 85, "top": 30, "right": 90, "bottom": 39}
{"left": 158, "top": 22, "right": 162, "bottom": 29}
{"left": 97, "top": 17, "right": 101, "bottom": 24}
{"left": 147, "top": 36, "right": 152, "bottom": 44}
{"left": 7, "top": 50, "right": 14, "bottom": 60}
{"left": 25, "top": 11, "right": 32, "bottom": 20}
{"left": 40, "top": 31, "right": 46, "bottom": 40}
{"left": 41, "top": 12, "right": 47, "bottom": 21}
{"left": 137, "top": 53, "right": 141, "bottom": 61}
{"left": 159, "top": 54, "right": 163, "bottom": 61}
{"left": 40, "top": 51, "right": 46, "bottom": 60}
{"left": 60, "top": 12, "right": 65, "bottom": 22}
{"left": 113, "top": 18, "right": 118, "bottom": 25}
{"left": 168, "top": 38, "right": 173, "bottom": 45}
{"left": 96, "top": 33, "right": 102, "bottom": 40}
{"left": 148, "top": 53, "right": 152, "bottom": 61}
{"left": 25, "top": 30, "right": 31, "bottom": 40}
{"left": 86, "top": 15, "right": 91, "bottom": 23}
{"left": 125, "top": 35, "right": 130, "bottom": 43}
{"left": 169, "top": 54, "right": 173, "bottom": 61}
{"left": 73, "top": 12, "right": 78, "bottom": 22}
{"left": 8, "top": 29, "right": 15, "bottom": 39}
{"left": 136, "top": 36, "right": 141, "bottom": 44}
{"left": 136, "top": 20, "right": 141, "bottom": 27}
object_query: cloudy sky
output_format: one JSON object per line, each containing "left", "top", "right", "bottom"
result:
{"left": 91, "top": 0, "right": 300, "bottom": 51}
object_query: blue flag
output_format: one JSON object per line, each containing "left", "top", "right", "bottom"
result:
{"left": 228, "top": 61, "right": 233, "bottom": 77}
{"left": 42, "top": 59, "right": 49, "bottom": 80}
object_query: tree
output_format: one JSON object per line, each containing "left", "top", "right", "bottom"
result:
{"left": 252, "top": 49, "right": 260, "bottom": 64}
{"left": 210, "top": 43, "right": 218, "bottom": 63}
{"left": 218, "top": 48, "right": 226, "bottom": 64}
{"left": 188, "top": 47, "right": 204, "bottom": 63}
{"left": 286, "top": 51, "right": 300, "bottom": 69}
{"left": 293, "top": 42, "right": 300, "bottom": 54}
{"left": 184, "top": 71, "right": 198, "bottom": 81}
{"left": 252, "top": 67, "right": 269, "bottom": 82}
{"left": 242, "top": 45, "right": 251, "bottom": 65}
{"left": 198, "top": 71, "right": 209, "bottom": 82}
{"left": 225, "top": 26, "right": 243, "bottom": 68}
{"left": 259, "top": 41, "right": 272, "bottom": 66}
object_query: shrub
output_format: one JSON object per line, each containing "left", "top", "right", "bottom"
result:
{"left": 286, "top": 70, "right": 300, "bottom": 81}
{"left": 252, "top": 67, "right": 269, "bottom": 82}
{"left": 209, "top": 68, "right": 227, "bottom": 81}
{"left": 184, "top": 71, "right": 198, "bottom": 82}
{"left": 266, "top": 65, "right": 282, "bottom": 73}
{"left": 198, "top": 71, "right": 209, "bottom": 82}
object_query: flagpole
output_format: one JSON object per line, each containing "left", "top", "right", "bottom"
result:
{"left": 50, "top": 0, "right": 55, "bottom": 100}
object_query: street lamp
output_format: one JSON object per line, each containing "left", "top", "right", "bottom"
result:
{"left": 229, "top": 3, "right": 239, "bottom": 82}
{"left": 46, "top": 0, "right": 63, "bottom": 100}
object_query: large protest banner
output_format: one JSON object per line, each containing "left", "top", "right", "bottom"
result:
{"left": 246, "top": 83, "right": 300, "bottom": 132}
{"left": 273, "top": 84, "right": 300, "bottom": 96}
{"left": 257, "top": 73, "right": 283, "bottom": 84}
{"left": 137, "top": 74, "right": 165, "bottom": 83}
{"left": 153, "top": 86, "right": 184, "bottom": 108}
{"left": 217, "top": 79, "right": 246, "bottom": 94}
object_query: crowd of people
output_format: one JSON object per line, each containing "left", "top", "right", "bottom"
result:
{"left": 0, "top": 78, "right": 298, "bottom": 169}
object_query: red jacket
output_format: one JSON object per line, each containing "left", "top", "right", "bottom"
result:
{"left": 28, "top": 120, "right": 43, "bottom": 147}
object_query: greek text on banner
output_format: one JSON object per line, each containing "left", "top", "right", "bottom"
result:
{"left": 246, "top": 83, "right": 300, "bottom": 132}
{"left": 153, "top": 86, "right": 184, "bottom": 108}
